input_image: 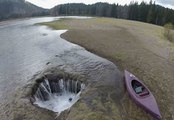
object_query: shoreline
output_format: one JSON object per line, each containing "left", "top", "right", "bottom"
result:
{"left": 36, "top": 17, "right": 174, "bottom": 119}
{"left": 60, "top": 32, "right": 125, "bottom": 71}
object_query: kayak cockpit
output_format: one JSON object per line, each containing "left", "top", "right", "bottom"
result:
{"left": 131, "top": 80, "right": 150, "bottom": 97}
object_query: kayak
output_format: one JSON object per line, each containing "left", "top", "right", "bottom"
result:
{"left": 124, "top": 70, "right": 162, "bottom": 120}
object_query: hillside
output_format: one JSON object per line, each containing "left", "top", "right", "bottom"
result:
{"left": 0, "top": 0, "right": 48, "bottom": 20}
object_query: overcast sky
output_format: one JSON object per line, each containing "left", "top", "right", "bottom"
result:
{"left": 26, "top": 0, "right": 174, "bottom": 9}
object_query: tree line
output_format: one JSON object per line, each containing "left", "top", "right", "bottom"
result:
{"left": 50, "top": 1, "right": 174, "bottom": 26}
{"left": 1, "top": 0, "right": 174, "bottom": 26}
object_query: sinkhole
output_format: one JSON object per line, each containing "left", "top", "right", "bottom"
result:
{"left": 31, "top": 75, "right": 85, "bottom": 114}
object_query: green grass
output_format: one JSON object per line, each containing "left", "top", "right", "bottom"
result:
{"left": 36, "top": 18, "right": 70, "bottom": 30}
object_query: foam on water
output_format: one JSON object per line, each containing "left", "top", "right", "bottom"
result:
{"left": 33, "top": 79, "right": 85, "bottom": 114}
{"left": 34, "top": 92, "right": 81, "bottom": 113}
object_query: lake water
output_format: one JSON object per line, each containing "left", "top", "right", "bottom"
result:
{"left": 0, "top": 17, "right": 121, "bottom": 119}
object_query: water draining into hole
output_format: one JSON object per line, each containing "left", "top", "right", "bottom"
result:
{"left": 32, "top": 78, "right": 85, "bottom": 114}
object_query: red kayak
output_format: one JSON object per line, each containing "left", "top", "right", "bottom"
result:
{"left": 124, "top": 70, "right": 162, "bottom": 120}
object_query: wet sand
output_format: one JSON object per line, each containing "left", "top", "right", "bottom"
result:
{"left": 58, "top": 18, "right": 174, "bottom": 119}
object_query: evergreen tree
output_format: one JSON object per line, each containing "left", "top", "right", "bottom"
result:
{"left": 49, "top": 2, "right": 174, "bottom": 26}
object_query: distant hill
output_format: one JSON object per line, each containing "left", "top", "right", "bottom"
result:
{"left": 0, "top": 0, "right": 48, "bottom": 20}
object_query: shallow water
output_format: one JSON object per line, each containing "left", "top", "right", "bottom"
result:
{"left": 0, "top": 17, "right": 122, "bottom": 120}
{"left": 0, "top": 17, "right": 83, "bottom": 103}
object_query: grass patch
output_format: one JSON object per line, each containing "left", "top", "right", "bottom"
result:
{"left": 36, "top": 18, "right": 70, "bottom": 30}
{"left": 164, "top": 23, "right": 174, "bottom": 42}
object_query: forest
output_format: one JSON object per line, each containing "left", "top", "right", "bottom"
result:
{"left": 0, "top": 0, "right": 174, "bottom": 26}
{"left": 50, "top": 1, "right": 174, "bottom": 26}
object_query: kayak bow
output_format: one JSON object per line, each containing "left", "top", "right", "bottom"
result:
{"left": 124, "top": 70, "right": 162, "bottom": 120}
